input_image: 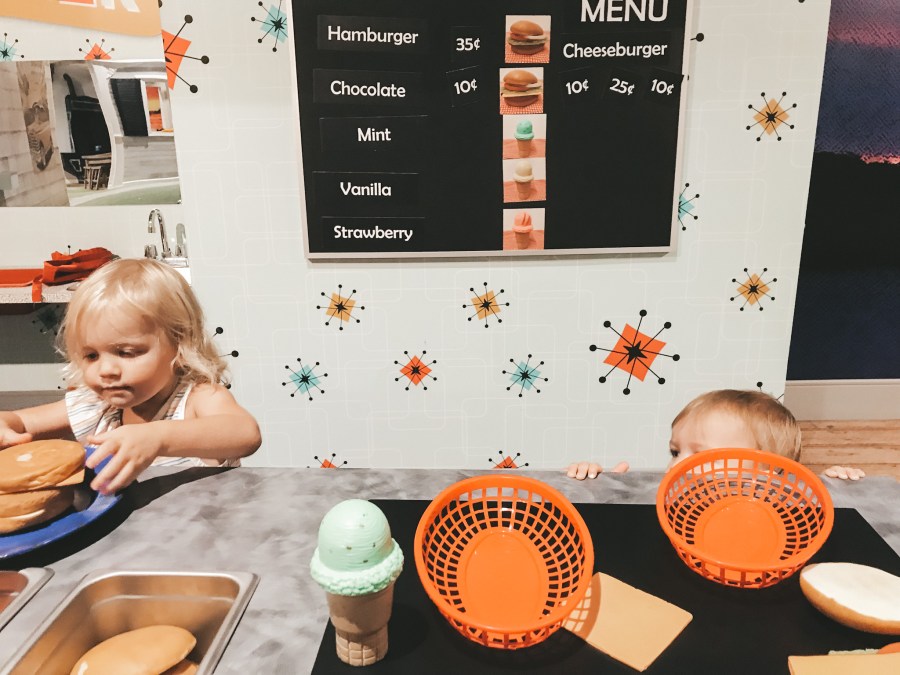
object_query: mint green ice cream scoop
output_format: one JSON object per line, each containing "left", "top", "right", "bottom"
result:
{"left": 310, "top": 499, "right": 404, "bottom": 596}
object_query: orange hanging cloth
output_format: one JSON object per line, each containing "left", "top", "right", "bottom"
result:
{"left": 32, "top": 247, "right": 114, "bottom": 301}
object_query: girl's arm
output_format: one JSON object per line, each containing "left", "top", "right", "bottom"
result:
{"left": 0, "top": 400, "right": 72, "bottom": 447}
{"left": 86, "top": 383, "right": 261, "bottom": 493}
{"left": 156, "top": 383, "right": 262, "bottom": 461}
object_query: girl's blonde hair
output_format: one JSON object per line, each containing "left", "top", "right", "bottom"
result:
{"left": 58, "top": 258, "right": 228, "bottom": 386}
{"left": 672, "top": 389, "right": 802, "bottom": 461}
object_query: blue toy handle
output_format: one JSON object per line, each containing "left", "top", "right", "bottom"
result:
{"left": 84, "top": 444, "right": 112, "bottom": 476}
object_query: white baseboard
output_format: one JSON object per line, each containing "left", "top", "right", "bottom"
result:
{"left": 784, "top": 380, "right": 900, "bottom": 421}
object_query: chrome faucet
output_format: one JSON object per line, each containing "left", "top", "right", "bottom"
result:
{"left": 147, "top": 209, "right": 172, "bottom": 259}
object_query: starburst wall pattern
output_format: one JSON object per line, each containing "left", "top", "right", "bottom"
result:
{"left": 678, "top": 183, "right": 699, "bottom": 231}
{"left": 395, "top": 351, "right": 436, "bottom": 391}
{"left": 160, "top": 12, "right": 209, "bottom": 93}
{"left": 503, "top": 355, "right": 547, "bottom": 397}
{"left": 317, "top": 285, "right": 364, "bottom": 330}
{"left": 283, "top": 358, "right": 327, "bottom": 400}
{"left": 309, "top": 453, "right": 347, "bottom": 469}
{"left": 0, "top": 33, "right": 24, "bottom": 60}
{"left": 590, "top": 310, "right": 680, "bottom": 395}
{"left": 251, "top": 1, "right": 288, "bottom": 51}
{"left": 464, "top": 282, "right": 509, "bottom": 327}
{"left": 731, "top": 268, "right": 776, "bottom": 311}
{"left": 490, "top": 451, "right": 529, "bottom": 468}
{"left": 79, "top": 38, "right": 114, "bottom": 60}
{"left": 747, "top": 92, "right": 796, "bottom": 141}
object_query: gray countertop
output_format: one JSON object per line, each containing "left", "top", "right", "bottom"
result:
{"left": 0, "top": 468, "right": 898, "bottom": 673}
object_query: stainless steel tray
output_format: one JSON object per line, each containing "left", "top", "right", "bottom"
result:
{"left": 0, "top": 569, "right": 53, "bottom": 632}
{"left": 2, "top": 570, "right": 258, "bottom": 674}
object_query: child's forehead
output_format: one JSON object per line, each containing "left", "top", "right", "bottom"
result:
{"left": 74, "top": 307, "right": 161, "bottom": 344}
{"left": 674, "top": 405, "right": 746, "bottom": 432}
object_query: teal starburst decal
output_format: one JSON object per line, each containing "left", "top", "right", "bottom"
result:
{"left": 283, "top": 358, "right": 327, "bottom": 400}
{"left": 252, "top": 1, "right": 288, "bottom": 51}
{"left": 503, "top": 354, "right": 547, "bottom": 397}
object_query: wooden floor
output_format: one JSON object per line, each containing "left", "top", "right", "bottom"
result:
{"left": 799, "top": 420, "right": 900, "bottom": 480}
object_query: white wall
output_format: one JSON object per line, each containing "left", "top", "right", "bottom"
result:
{"left": 0, "top": 0, "right": 834, "bottom": 469}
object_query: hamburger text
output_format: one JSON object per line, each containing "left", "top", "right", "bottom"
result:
{"left": 327, "top": 26, "right": 419, "bottom": 46}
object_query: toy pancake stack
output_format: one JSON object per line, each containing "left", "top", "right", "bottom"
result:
{"left": 0, "top": 440, "right": 85, "bottom": 534}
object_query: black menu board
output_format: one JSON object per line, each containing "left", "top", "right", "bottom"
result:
{"left": 291, "top": 0, "right": 693, "bottom": 258}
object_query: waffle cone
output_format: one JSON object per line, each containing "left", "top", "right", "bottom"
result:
{"left": 326, "top": 583, "right": 394, "bottom": 666}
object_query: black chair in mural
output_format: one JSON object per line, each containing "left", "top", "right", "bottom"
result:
{"left": 60, "top": 72, "right": 110, "bottom": 186}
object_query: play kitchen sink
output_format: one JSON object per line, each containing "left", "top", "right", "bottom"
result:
{"left": 0, "top": 569, "right": 53, "bottom": 632}
{"left": 2, "top": 570, "right": 257, "bottom": 674}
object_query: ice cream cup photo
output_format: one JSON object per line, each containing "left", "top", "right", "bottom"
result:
{"left": 515, "top": 162, "right": 534, "bottom": 199}
{"left": 502, "top": 114, "right": 546, "bottom": 160}
{"left": 310, "top": 499, "right": 404, "bottom": 666}
{"left": 503, "top": 157, "right": 546, "bottom": 203}
{"left": 505, "top": 15, "right": 550, "bottom": 64}
{"left": 503, "top": 208, "right": 545, "bottom": 251}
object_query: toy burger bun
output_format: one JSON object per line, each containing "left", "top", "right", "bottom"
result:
{"left": 503, "top": 69, "right": 539, "bottom": 91}
{"left": 502, "top": 70, "right": 541, "bottom": 107}
{"left": 69, "top": 625, "right": 197, "bottom": 675}
{"left": 800, "top": 562, "right": 900, "bottom": 634}
{"left": 508, "top": 20, "right": 547, "bottom": 54}
{"left": 0, "top": 439, "right": 85, "bottom": 493}
{"left": 0, "top": 489, "right": 74, "bottom": 534}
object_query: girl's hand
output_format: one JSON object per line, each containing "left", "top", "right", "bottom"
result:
{"left": 86, "top": 424, "right": 164, "bottom": 494}
{"left": 0, "top": 427, "right": 33, "bottom": 449}
{"left": 566, "top": 461, "right": 630, "bottom": 480}
{"left": 824, "top": 465, "right": 866, "bottom": 481}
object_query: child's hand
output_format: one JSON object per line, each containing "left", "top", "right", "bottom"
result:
{"left": 566, "top": 461, "right": 630, "bottom": 480}
{"left": 85, "top": 424, "right": 164, "bottom": 494}
{"left": 824, "top": 465, "right": 866, "bottom": 481}
{"left": 0, "top": 427, "right": 33, "bottom": 449}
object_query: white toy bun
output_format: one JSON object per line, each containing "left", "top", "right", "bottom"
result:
{"left": 800, "top": 562, "right": 900, "bottom": 635}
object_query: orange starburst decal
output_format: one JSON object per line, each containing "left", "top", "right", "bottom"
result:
{"left": 162, "top": 29, "right": 190, "bottom": 88}
{"left": 591, "top": 310, "right": 680, "bottom": 395}
{"left": 731, "top": 268, "right": 776, "bottom": 311}
{"left": 317, "top": 285, "right": 363, "bottom": 330}
{"left": 464, "top": 282, "right": 509, "bottom": 327}
{"left": 748, "top": 91, "right": 796, "bottom": 141}
{"left": 395, "top": 351, "right": 436, "bottom": 390}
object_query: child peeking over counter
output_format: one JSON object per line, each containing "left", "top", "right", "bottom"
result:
{"left": 566, "top": 389, "right": 865, "bottom": 481}
{"left": 0, "top": 258, "right": 261, "bottom": 495}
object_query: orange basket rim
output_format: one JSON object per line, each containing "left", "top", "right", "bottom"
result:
{"left": 414, "top": 474, "right": 594, "bottom": 635}
{"left": 655, "top": 447, "right": 835, "bottom": 573}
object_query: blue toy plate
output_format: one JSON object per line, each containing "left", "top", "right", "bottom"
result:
{"left": 0, "top": 446, "right": 122, "bottom": 560}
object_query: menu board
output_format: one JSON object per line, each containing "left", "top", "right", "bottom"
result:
{"left": 290, "top": 0, "right": 693, "bottom": 258}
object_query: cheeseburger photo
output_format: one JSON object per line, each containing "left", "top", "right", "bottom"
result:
{"left": 500, "top": 68, "right": 543, "bottom": 112}
{"left": 506, "top": 16, "right": 549, "bottom": 62}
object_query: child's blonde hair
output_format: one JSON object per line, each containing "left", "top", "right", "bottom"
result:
{"left": 672, "top": 389, "right": 801, "bottom": 460}
{"left": 58, "top": 258, "right": 228, "bottom": 386}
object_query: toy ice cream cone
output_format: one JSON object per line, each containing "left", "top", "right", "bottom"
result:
{"left": 327, "top": 584, "right": 395, "bottom": 666}
{"left": 311, "top": 500, "right": 404, "bottom": 667}
{"left": 517, "top": 139, "right": 533, "bottom": 158}
{"left": 513, "top": 160, "right": 534, "bottom": 200}
{"left": 515, "top": 120, "right": 535, "bottom": 158}
{"left": 512, "top": 212, "right": 534, "bottom": 249}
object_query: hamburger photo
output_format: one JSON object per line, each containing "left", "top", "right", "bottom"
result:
{"left": 500, "top": 69, "right": 542, "bottom": 108}
{"left": 507, "top": 19, "right": 548, "bottom": 56}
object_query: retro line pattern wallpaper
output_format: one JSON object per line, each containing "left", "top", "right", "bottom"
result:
{"left": 0, "top": 0, "right": 838, "bottom": 470}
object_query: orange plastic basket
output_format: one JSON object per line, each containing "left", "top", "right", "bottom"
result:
{"left": 414, "top": 475, "right": 593, "bottom": 649}
{"left": 657, "top": 448, "right": 834, "bottom": 589}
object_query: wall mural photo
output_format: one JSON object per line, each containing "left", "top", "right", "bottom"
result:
{"left": 0, "top": 58, "right": 181, "bottom": 207}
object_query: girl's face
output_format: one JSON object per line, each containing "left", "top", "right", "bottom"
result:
{"left": 76, "top": 310, "right": 178, "bottom": 418}
{"left": 668, "top": 409, "right": 758, "bottom": 470}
